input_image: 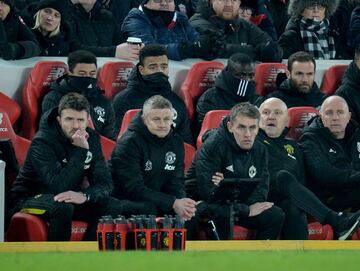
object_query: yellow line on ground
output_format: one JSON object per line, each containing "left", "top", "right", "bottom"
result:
{"left": 1, "top": 241, "right": 360, "bottom": 253}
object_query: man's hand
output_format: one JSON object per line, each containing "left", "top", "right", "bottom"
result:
{"left": 54, "top": 191, "right": 87, "bottom": 204}
{"left": 249, "top": 202, "right": 274, "bottom": 217}
{"left": 172, "top": 198, "right": 197, "bottom": 220}
{"left": 115, "top": 43, "right": 143, "bottom": 61}
{"left": 212, "top": 172, "right": 224, "bottom": 186}
{"left": 71, "top": 129, "right": 89, "bottom": 149}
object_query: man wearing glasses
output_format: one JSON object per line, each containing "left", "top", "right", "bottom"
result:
{"left": 196, "top": 53, "right": 260, "bottom": 130}
{"left": 121, "top": 0, "right": 222, "bottom": 60}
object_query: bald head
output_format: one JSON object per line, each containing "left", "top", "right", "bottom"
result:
{"left": 259, "top": 98, "right": 289, "bottom": 138}
{"left": 320, "top": 96, "right": 351, "bottom": 139}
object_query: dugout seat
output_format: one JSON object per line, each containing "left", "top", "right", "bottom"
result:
{"left": 197, "top": 110, "right": 230, "bottom": 148}
{"left": 100, "top": 135, "right": 116, "bottom": 161}
{"left": 117, "top": 109, "right": 141, "bottom": 140}
{"left": 22, "top": 61, "right": 68, "bottom": 139}
{"left": 0, "top": 92, "right": 21, "bottom": 125}
{"left": 320, "top": 64, "right": 348, "bottom": 95}
{"left": 287, "top": 107, "right": 319, "bottom": 141}
{"left": 255, "top": 63, "right": 287, "bottom": 96}
{"left": 97, "top": 61, "right": 135, "bottom": 99}
{"left": 308, "top": 222, "right": 334, "bottom": 240}
{"left": 178, "top": 61, "right": 224, "bottom": 123}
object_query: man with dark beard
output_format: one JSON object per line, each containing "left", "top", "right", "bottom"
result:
{"left": 267, "top": 51, "right": 325, "bottom": 108}
{"left": 113, "top": 44, "right": 193, "bottom": 144}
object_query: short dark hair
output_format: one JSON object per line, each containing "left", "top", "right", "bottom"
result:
{"left": 229, "top": 102, "right": 260, "bottom": 123}
{"left": 139, "top": 44, "right": 168, "bottom": 66}
{"left": 58, "top": 92, "right": 90, "bottom": 116}
{"left": 67, "top": 50, "right": 97, "bottom": 73}
{"left": 142, "top": 95, "right": 173, "bottom": 117}
{"left": 287, "top": 51, "right": 316, "bottom": 72}
{"left": 227, "top": 53, "right": 255, "bottom": 75}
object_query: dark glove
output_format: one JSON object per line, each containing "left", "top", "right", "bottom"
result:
{"left": 0, "top": 43, "right": 22, "bottom": 60}
{"left": 256, "top": 40, "right": 283, "bottom": 62}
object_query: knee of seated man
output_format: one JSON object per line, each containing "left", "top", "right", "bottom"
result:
{"left": 52, "top": 202, "right": 75, "bottom": 219}
{"left": 275, "top": 170, "right": 299, "bottom": 194}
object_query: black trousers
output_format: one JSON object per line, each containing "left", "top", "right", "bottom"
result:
{"left": 196, "top": 202, "right": 285, "bottom": 240}
{"left": 270, "top": 170, "right": 337, "bottom": 240}
{"left": 12, "top": 194, "right": 155, "bottom": 241}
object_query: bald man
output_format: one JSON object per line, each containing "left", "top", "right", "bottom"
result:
{"left": 259, "top": 98, "right": 360, "bottom": 240}
{"left": 299, "top": 96, "right": 360, "bottom": 213}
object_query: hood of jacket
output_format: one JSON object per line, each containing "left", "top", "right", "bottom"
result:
{"left": 126, "top": 64, "right": 172, "bottom": 95}
{"left": 127, "top": 111, "right": 175, "bottom": 145}
{"left": 51, "top": 74, "right": 103, "bottom": 99}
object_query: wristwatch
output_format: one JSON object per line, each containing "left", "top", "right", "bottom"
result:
{"left": 83, "top": 192, "right": 90, "bottom": 202}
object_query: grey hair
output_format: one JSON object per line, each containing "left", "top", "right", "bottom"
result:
{"left": 142, "top": 95, "right": 173, "bottom": 117}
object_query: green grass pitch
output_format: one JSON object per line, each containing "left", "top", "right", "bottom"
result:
{"left": 0, "top": 251, "right": 359, "bottom": 271}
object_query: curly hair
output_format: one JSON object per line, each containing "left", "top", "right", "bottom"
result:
{"left": 288, "top": 0, "right": 340, "bottom": 18}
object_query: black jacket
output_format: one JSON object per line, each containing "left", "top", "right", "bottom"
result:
{"left": 42, "top": 75, "right": 116, "bottom": 140}
{"left": 186, "top": 117, "right": 270, "bottom": 217}
{"left": 267, "top": 79, "right": 325, "bottom": 108}
{"left": 0, "top": 9, "right": 40, "bottom": 60}
{"left": 110, "top": 113, "right": 186, "bottom": 212}
{"left": 299, "top": 116, "right": 360, "bottom": 197}
{"left": 278, "top": 17, "right": 353, "bottom": 59}
{"left": 69, "top": 3, "right": 124, "bottom": 57}
{"left": 10, "top": 107, "right": 113, "bottom": 203}
{"left": 336, "top": 61, "right": 360, "bottom": 124}
{"left": 196, "top": 68, "right": 260, "bottom": 129}
{"left": 257, "top": 129, "right": 305, "bottom": 200}
{"left": 189, "top": 1, "right": 282, "bottom": 62}
{"left": 32, "top": 21, "right": 79, "bottom": 56}
{"left": 112, "top": 66, "right": 193, "bottom": 144}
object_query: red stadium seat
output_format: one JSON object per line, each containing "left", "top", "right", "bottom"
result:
{"left": 184, "top": 143, "right": 196, "bottom": 173}
{"left": 308, "top": 222, "right": 334, "bottom": 240}
{"left": 100, "top": 135, "right": 116, "bottom": 161}
{"left": 178, "top": 61, "right": 224, "bottom": 123}
{"left": 5, "top": 212, "right": 88, "bottom": 241}
{"left": 0, "top": 92, "right": 21, "bottom": 125}
{"left": 351, "top": 227, "right": 360, "bottom": 240}
{"left": 320, "top": 64, "right": 348, "bottom": 95}
{"left": 233, "top": 226, "right": 256, "bottom": 240}
{"left": 197, "top": 110, "right": 230, "bottom": 149}
{"left": 255, "top": 63, "right": 287, "bottom": 96}
{"left": 0, "top": 110, "right": 30, "bottom": 167}
{"left": 98, "top": 61, "right": 135, "bottom": 99}
{"left": 22, "top": 61, "right": 68, "bottom": 139}
{"left": 117, "top": 109, "right": 141, "bottom": 140}
{"left": 287, "top": 107, "right": 319, "bottom": 141}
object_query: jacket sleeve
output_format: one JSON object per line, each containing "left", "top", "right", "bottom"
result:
{"left": 246, "top": 147, "right": 269, "bottom": 205}
{"left": 349, "top": 7, "right": 360, "bottom": 48}
{"left": 278, "top": 29, "right": 302, "bottom": 59}
{"left": 336, "top": 87, "right": 360, "bottom": 125}
{"left": 162, "top": 143, "right": 186, "bottom": 199}
{"left": 111, "top": 139, "right": 177, "bottom": 212}
{"left": 175, "top": 104, "right": 193, "bottom": 145}
{"left": 29, "top": 137, "right": 89, "bottom": 195}
{"left": 41, "top": 92, "right": 58, "bottom": 116}
{"left": 112, "top": 93, "right": 128, "bottom": 133}
{"left": 121, "top": 10, "right": 184, "bottom": 60}
{"left": 102, "top": 101, "right": 117, "bottom": 140}
{"left": 83, "top": 133, "right": 113, "bottom": 202}
{"left": 299, "top": 134, "right": 360, "bottom": 188}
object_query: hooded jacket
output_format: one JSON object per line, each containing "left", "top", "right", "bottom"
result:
{"left": 336, "top": 61, "right": 360, "bottom": 124}
{"left": 186, "top": 116, "right": 270, "bottom": 217}
{"left": 110, "top": 113, "right": 186, "bottom": 212}
{"left": 267, "top": 78, "right": 325, "bottom": 108}
{"left": 0, "top": 8, "right": 40, "bottom": 60}
{"left": 41, "top": 74, "right": 116, "bottom": 140}
{"left": 112, "top": 66, "right": 193, "bottom": 144}
{"left": 279, "top": 0, "right": 352, "bottom": 59}
{"left": 10, "top": 107, "right": 113, "bottom": 203}
{"left": 189, "top": 0, "right": 282, "bottom": 62}
{"left": 299, "top": 116, "right": 360, "bottom": 197}
{"left": 196, "top": 68, "right": 260, "bottom": 128}
{"left": 257, "top": 128, "right": 305, "bottom": 200}
{"left": 69, "top": 2, "right": 124, "bottom": 57}
{"left": 121, "top": 7, "right": 199, "bottom": 60}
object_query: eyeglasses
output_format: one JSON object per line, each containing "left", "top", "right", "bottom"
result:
{"left": 305, "top": 5, "right": 325, "bottom": 11}
{"left": 239, "top": 8, "right": 253, "bottom": 16}
{"left": 151, "top": 0, "right": 174, "bottom": 3}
